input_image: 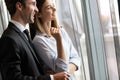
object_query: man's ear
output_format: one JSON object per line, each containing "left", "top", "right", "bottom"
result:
{"left": 16, "top": 2, "right": 23, "bottom": 11}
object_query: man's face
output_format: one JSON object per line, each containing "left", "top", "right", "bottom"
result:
{"left": 21, "top": 0, "right": 38, "bottom": 23}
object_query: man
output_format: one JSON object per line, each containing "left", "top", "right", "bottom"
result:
{"left": 0, "top": 0, "right": 70, "bottom": 80}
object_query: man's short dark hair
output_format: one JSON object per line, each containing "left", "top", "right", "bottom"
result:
{"left": 5, "top": 0, "right": 26, "bottom": 17}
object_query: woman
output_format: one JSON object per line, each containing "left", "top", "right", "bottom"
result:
{"left": 31, "top": 0, "right": 81, "bottom": 79}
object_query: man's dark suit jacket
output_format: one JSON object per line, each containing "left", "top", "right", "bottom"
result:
{"left": 0, "top": 22, "right": 51, "bottom": 80}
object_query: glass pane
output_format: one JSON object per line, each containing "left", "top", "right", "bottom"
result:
{"left": 55, "top": 0, "right": 90, "bottom": 80}
{"left": 0, "top": 0, "right": 10, "bottom": 37}
{"left": 98, "top": 0, "right": 119, "bottom": 79}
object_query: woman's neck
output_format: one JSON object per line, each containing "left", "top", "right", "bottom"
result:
{"left": 43, "top": 21, "right": 52, "bottom": 37}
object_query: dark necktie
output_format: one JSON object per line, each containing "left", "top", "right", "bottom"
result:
{"left": 23, "top": 29, "right": 32, "bottom": 43}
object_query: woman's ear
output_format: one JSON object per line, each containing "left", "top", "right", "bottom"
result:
{"left": 38, "top": 13, "right": 42, "bottom": 18}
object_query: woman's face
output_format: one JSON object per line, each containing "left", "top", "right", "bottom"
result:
{"left": 39, "top": 0, "right": 56, "bottom": 22}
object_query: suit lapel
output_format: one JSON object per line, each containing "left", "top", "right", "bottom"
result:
{"left": 9, "top": 22, "right": 41, "bottom": 64}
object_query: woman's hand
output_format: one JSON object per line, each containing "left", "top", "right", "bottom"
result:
{"left": 50, "top": 27, "right": 67, "bottom": 61}
{"left": 50, "top": 27, "right": 62, "bottom": 40}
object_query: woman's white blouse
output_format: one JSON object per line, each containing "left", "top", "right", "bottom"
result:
{"left": 32, "top": 27, "right": 81, "bottom": 73}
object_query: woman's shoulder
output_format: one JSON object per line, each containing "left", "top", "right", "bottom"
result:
{"left": 33, "top": 31, "right": 46, "bottom": 42}
{"left": 33, "top": 31, "right": 54, "bottom": 43}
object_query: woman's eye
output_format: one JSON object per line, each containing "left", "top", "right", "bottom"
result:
{"left": 47, "top": 7, "right": 50, "bottom": 9}
{"left": 47, "top": 6, "right": 51, "bottom": 9}
{"left": 46, "top": 5, "right": 54, "bottom": 9}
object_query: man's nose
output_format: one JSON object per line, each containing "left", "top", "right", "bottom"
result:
{"left": 35, "top": 6, "right": 39, "bottom": 12}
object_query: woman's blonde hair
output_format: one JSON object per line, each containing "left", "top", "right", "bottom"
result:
{"left": 30, "top": 0, "right": 59, "bottom": 37}
{"left": 35, "top": 13, "right": 59, "bottom": 37}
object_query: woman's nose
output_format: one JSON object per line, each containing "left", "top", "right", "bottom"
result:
{"left": 53, "top": 7, "right": 56, "bottom": 11}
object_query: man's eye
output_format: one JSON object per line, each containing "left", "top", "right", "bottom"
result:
{"left": 31, "top": 2, "right": 36, "bottom": 6}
